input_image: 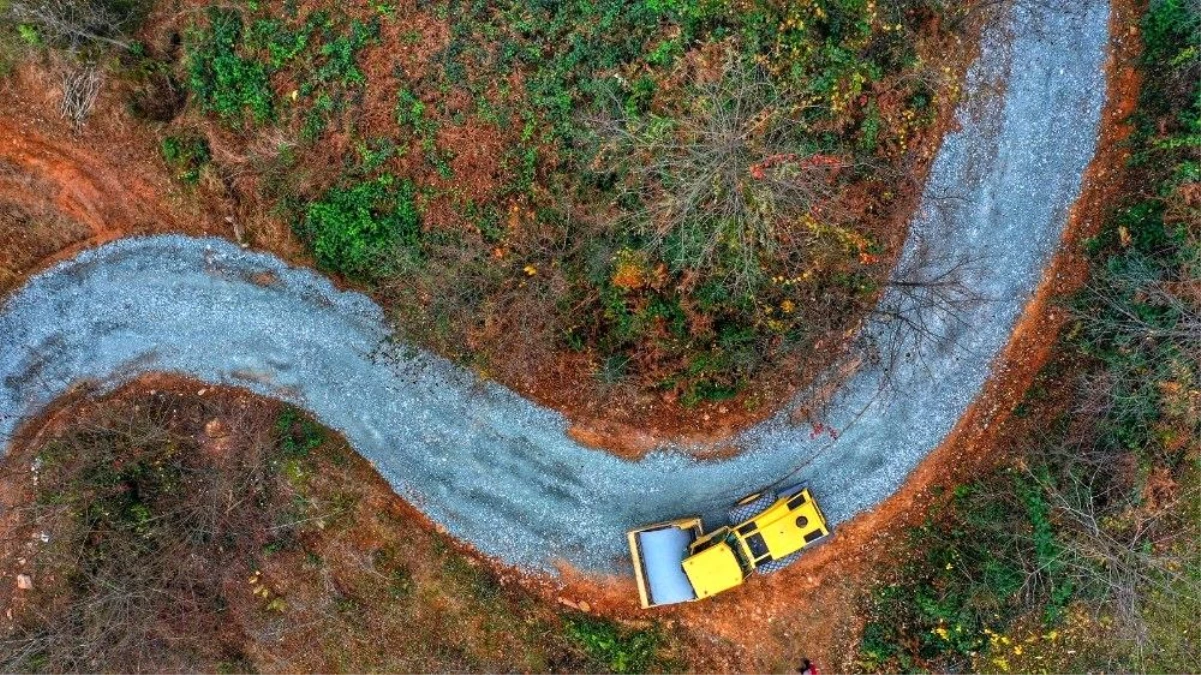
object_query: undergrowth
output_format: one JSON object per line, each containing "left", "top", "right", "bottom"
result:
{"left": 0, "top": 394, "right": 700, "bottom": 673}
{"left": 565, "top": 615, "right": 670, "bottom": 674}
{"left": 184, "top": 6, "right": 377, "bottom": 135}
{"left": 371, "top": 0, "right": 968, "bottom": 402}
{"left": 298, "top": 172, "right": 420, "bottom": 281}
{"left": 159, "top": 132, "right": 211, "bottom": 183}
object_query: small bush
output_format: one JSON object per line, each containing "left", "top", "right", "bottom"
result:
{"left": 564, "top": 615, "right": 664, "bottom": 674}
{"left": 275, "top": 405, "right": 325, "bottom": 458}
{"left": 183, "top": 7, "right": 377, "bottom": 133}
{"left": 298, "top": 174, "right": 421, "bottom": 280}
{"left": 185, "top": 8, "right": 274, "bottom": 125}
{"left": 160, "top": 132, "right": 211, "bottom": 183}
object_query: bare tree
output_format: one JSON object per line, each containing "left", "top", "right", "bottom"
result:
{"left": 1082, "top": 272, "right": 1201, "bottom": 361}
{"left": 590, "top": 58, "right": 876, "bottom": 293}
{"left": 0, "top": 394, "right": 280, "bottom": 672}
{"left": 865, "top": 235, "right": 988, "bottom": 386}
{"left": 1020, "top": 445, "right": 1201, "bottom": 643}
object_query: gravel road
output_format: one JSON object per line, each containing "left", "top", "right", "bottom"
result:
{"left": 0, "top": 1, "right": 1109, "bottom": 573}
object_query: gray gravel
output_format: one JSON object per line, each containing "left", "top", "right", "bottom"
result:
{"left": 0, "top": 1, "right": 1109, "bottom": 574}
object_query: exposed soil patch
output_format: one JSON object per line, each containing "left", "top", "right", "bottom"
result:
{"left": 0, "top": 42, "right": 352, "bottom": 300}
{"left": 0, "top": 64, "right": 232, "bottom": 281}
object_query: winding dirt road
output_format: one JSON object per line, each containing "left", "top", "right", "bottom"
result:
{"left": 0, "top": 1, "right": 1110, "bottom": 574}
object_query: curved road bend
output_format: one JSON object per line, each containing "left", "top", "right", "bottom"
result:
{"left": 0, "top": 1, "right": 1109, "bottom": 573}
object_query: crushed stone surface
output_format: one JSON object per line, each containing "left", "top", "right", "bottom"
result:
{"left": 0, "top": 1, "right": 1109, "bottom": 573}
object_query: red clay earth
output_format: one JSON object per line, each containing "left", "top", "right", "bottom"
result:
{"left": 0, "top": 62, "right": 231, "bottom": 285}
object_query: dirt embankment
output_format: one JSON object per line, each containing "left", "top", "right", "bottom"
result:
{"left": 0, "top": 68, "right": 205, "bottom": 290}
{"left": 0, "top": 59, "right": 310, "bottom": 293}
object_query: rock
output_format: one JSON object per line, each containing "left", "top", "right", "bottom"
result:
{"left": 557, "top": 597, "right": 590, "bottom": 612}
{"left": 16, "top": 574, "right": 32, "bottom": 590}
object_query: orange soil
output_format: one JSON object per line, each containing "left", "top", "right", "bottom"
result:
{"left": 0, "top": 61, "right": 236, "bottom": 273}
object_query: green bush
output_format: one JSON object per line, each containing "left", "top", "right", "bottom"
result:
{"left": 160, "top": 133, "right": 211, "bottom": 183}
{"left": 275, "top": 405, "right": 325, "bottom": 458}
{"left": 183, "top": 7, "right": 377, "bottom": 132}
{"left": 564, "top": 615, "right": 664, "bottom": 674}
{"left": 298, "top": 174, "right": 421, "bottom": 280}
{"left": 856, "top": 477, "right": 1046, "bottom": 671}
{"left": 186, "top": 8, "right": 274, "bottom": 125}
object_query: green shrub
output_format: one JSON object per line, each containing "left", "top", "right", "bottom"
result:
{"left": 298, "top": 174, "right": 421, "bottom": 280}
{"left": 183, "top": 7, "right": 376, "bottom": 132}
{"left": 160, "top": 133, "right": 211, "bottom": 183}
{"left": 16, "top": 23, "right": 40, "bottom": 45}
{"left": 564, "top": 615, "right": 664, "bottom": 674}
{"left": 855, "top": 475, "right": 1067, "bottom": 671}
{"left": 186, "top": 8, "right": 274, "bottom": 125}
{"left": 275, "top": 405, "right": 325, "bottom": 458}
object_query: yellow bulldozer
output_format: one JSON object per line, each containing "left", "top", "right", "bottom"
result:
{"left": 627, "top": 484, "right": 830, "bottom": 608}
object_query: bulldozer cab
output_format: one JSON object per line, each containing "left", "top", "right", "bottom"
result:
{"left": 682, "top": 528, "right": 751, "bottom": 599}
{"left": 731, "top": 487, "right": 830, "bottom": 565}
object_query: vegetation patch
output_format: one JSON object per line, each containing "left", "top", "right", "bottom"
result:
{"left": 298, "top": 172, "right": 420, "bottom": 280}
{"left": 159, "top": 132, "right": 211, "bottom": 183}
{"left": 183, "top": 5, "right": 378, "bottom": 135}
{"left": 565, "top": 615, "right": 670, "bottom": 674}
{"left": 371, "top": 0, "right": 959, "bottom": 403}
